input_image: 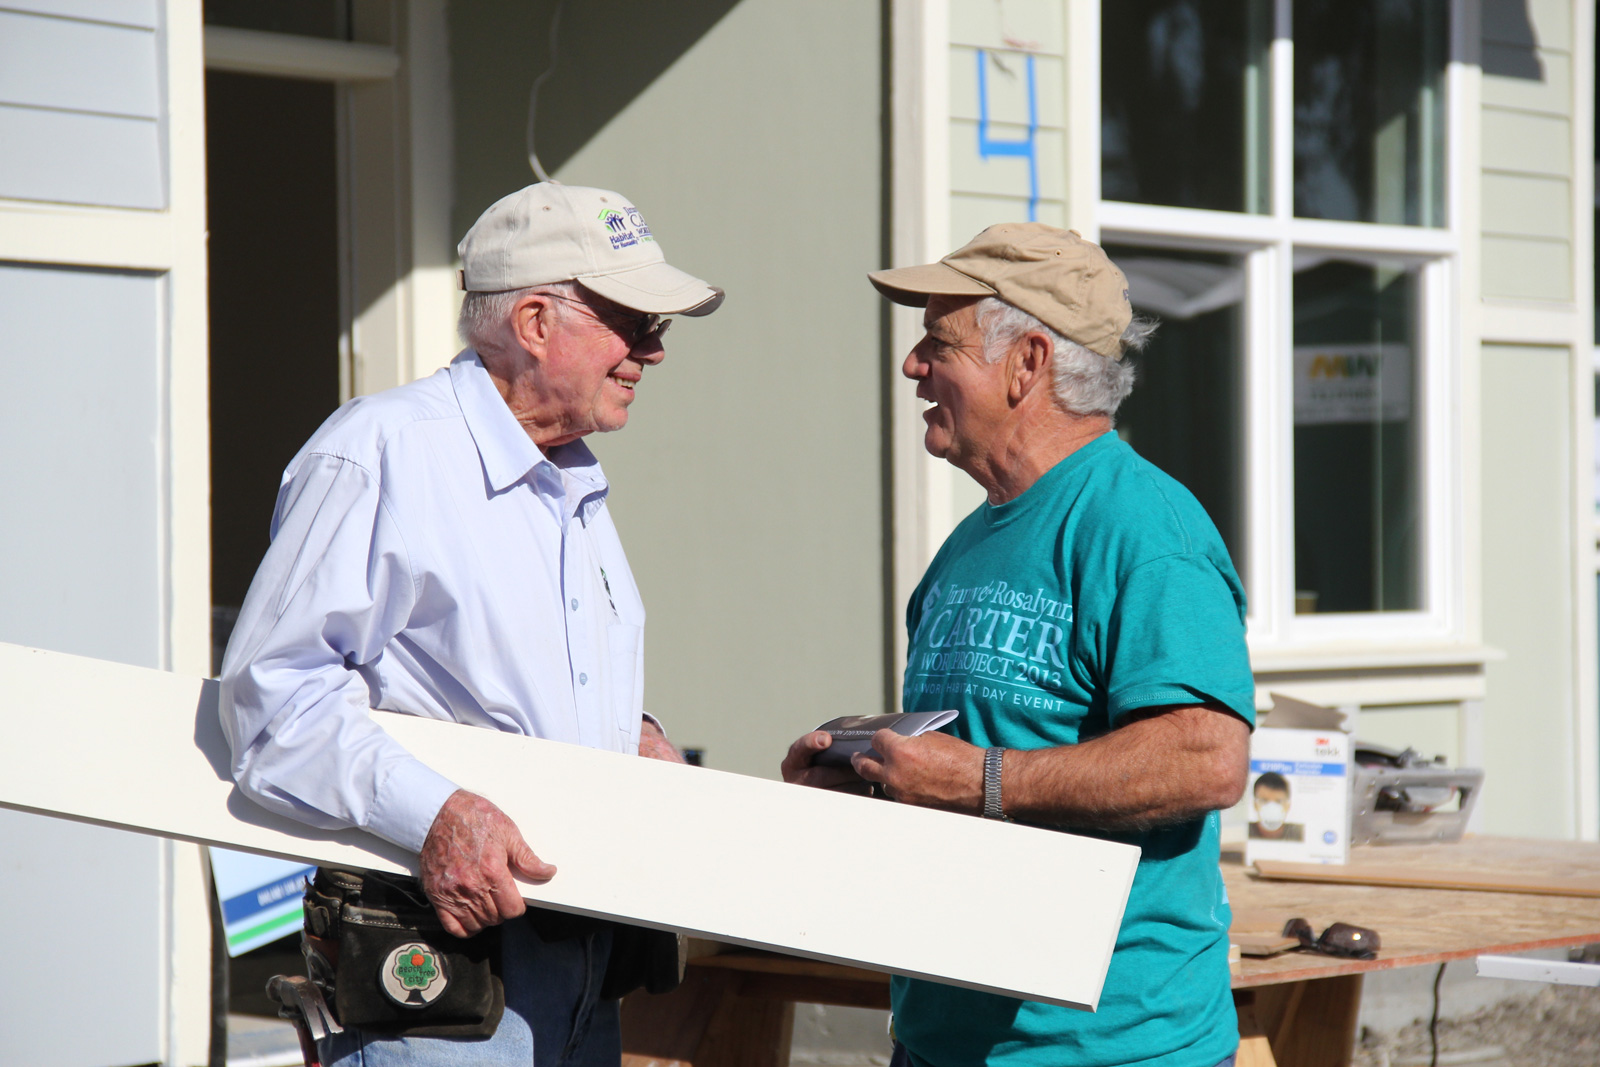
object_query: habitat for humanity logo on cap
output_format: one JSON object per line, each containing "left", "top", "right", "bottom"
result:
{"left": 598, "top": 206, "right": 654, "bottom": 251}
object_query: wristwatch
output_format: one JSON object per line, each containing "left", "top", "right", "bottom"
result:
{"left": 982, "top": 747, "right": 1005, "bottom": 820}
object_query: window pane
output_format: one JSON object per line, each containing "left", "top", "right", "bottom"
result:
{"left": 1293, "top": 0, "right": 1446, "bottom": 226}
{"left": 1102, "top": 1, "right": 1272, "bottom": 214}
{"left": 1108, "top": 245, "right": 1248, "bottom": 575}
{"left": 1292, "top": 257, "right": 1422, "bottom": 613}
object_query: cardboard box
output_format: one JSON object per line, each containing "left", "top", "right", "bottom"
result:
{"left": 1245, "top": 695, "right": 1352, "bottom": 866}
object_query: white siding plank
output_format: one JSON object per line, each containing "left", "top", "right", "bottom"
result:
{"left": 0, "top": 0, "right": 158, "bottom": 28}
{"left": 950, "top": 191, "right": 1068, "bottom": 238}
{"left": 1482, "top": 48, "right": 1571, "bottom": 116}
{"left": 0, "top": 104, "right": 163, "bottom": 208}
{"left": 1481, "top": 234, "right": 1573, "bottom": 301}
{"left": 1523, "top": 0, "right": 1573, "bottom": 47}
{"left": 949, "top": 47, "right": 1064, "bottom": 127}
{"left": 1481, "top": 171, "right": 1572, "bottom": 239}
{"left": 0, "top": 10, "right": 158, "bottom": 118}
{"left": 1481, "top": 108, "right": 1571, "bottom": 177}
{"left": 1484, "top": 0, "right": 1574, "bottom": 48}
{"left": 949, "top": 0, "right": 1063, "bottom": 52}
{"left": 949, "top": 121, "right": 1066, "bottom": 199}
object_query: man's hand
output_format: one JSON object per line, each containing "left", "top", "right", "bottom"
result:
{"left": 851, "top": 730, "right": 985, "bottom": 814}
{"left": 843, "top": 705, "right": 1249, "bottom": 829}
{"left": 419, "top": 789, "right": 556, "bottom": 938}
{"left": 780, "top": 730, "right": 873, "bottom": 793}
{"left": 638, "top": 718, "right": 686, "bottom": 763}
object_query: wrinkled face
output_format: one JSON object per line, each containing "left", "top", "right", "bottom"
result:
{"left": 903, "top": 295, "right": 1011, "bottom": 470}
{"left": 540, "top": 295, "right": 665, "bottom": 446}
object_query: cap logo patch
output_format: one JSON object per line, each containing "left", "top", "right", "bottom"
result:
{"left": 379, "top": 942, "right": 449, "bottom": 1008}
{"left": 597, "top": 206, "right": 654, "bottom": 250}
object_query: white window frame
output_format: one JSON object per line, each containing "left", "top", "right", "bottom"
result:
{"left": 1098, "top": 0, "right": 1470, "bottom": 655}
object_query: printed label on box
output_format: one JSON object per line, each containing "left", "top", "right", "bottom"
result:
{"left": 1245, "top": 727, "right": 1349, "bottom": 866}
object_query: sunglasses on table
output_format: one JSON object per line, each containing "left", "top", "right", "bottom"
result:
{"left": 1283, "top": 918, "right": 1380, "bottom": 960}
{"left": 546, "top": 293, "right": 671, "bottom": 347}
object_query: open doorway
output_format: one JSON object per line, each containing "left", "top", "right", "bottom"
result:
{"left": 207, "top": 69, "right": 342, "bottom": 672}
{"left": 205, "top": 65, "right": 343, "bottom": 1056}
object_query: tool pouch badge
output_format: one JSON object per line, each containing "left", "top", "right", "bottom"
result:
{"left": 306, "top": 869, "right": 504, "bottom": 1039}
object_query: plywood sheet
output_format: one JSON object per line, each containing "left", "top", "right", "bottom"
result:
{"left": 1227, "top": 839, "right": 1600, "bottom": 988}
{"left": 0, "top": 643, "right": 1138, "bottom": 1010}
{"left": 1253, "top": 859, "right": 1600, "bottom": 897}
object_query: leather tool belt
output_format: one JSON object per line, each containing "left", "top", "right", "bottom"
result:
{"left": 301, "top": 867, "right": 684, "bottom": 1039}
{"left": 304, "top": 868, "right": 505, "bottom": 1039}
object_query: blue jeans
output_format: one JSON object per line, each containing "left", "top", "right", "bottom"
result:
{"left": 888, "top": 1045, "right": 1236, "bottom": 1067}
{"left": 319, "top": 920, "right": 619, "bottom": 1067}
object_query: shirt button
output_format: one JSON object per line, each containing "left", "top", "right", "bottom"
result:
{"left": 579, "top": 673, "right": 588, "bottom": 685}
{"left": 570, "top": 598, "right": 579, "bottom": 610}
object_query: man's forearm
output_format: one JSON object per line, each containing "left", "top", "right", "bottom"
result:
{"left": 1003, "top": 706, "right": 1250, "bottom": 830}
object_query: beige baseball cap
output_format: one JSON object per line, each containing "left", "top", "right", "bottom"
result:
{"left": 458, "top": 183, "right": 724, "bottom": 316}
{"left": 868, "top": 223, "right": 1131, "bottom": 358}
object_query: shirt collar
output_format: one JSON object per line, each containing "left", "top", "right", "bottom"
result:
{"left": 452, "top": 350, "right": 544, "bottom": 492}
{"left": 450, "top": 350, "right": 611, "bottom": 516}
{"left": 550, "top": 440, "right": 610, "bottom": 522}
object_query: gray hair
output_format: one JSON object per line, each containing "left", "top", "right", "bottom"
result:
{"left": 457, "top": 280, "right": 581, "bottom": 353}
{"left": 974, "top": 297, "right": 1156, "bottom": 418}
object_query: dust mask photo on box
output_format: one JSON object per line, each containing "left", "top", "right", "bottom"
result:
{"left": 1249, "top": 771, "right": 1302, "bottom": 841}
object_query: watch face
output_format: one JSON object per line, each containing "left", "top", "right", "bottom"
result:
{"left": 379, "top": 942, "right": 450, "bottom": 1008}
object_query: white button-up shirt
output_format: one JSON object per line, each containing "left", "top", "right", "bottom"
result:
{"left": 219, "top": 351, "right": 647, "bottom": 854}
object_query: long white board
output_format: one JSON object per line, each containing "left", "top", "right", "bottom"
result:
{"left": 0, "top": 642, "right": 1138, "bottom": 1010}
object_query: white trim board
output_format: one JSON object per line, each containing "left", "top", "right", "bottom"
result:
{"left": 0, "top": 643, "right": 1138, "bottom": 1011}
{"left": 203, "top": 26, "right": 398, "bottom": 82}
{"left": 1475, "top": 955, "right": 1600, "bottom": 987}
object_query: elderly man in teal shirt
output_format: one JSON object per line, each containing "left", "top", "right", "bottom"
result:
{"left": 784, "top": 224, "right": 1254, "bottom": 1067}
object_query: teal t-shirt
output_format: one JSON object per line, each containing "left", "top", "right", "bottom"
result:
{"left": 892, "top": 433, "right": 1255, "bottom": 1067}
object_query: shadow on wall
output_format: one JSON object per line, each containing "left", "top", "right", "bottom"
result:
{"left": 1480, "top": 0, "right": 1543, "bottom": 80}
{"left": 450, "top": 0, "right": 744, "bottom": 238}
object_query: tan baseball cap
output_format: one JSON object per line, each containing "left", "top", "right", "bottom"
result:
{"left": 868, "top": 223, "right": 1131, "bottom": 358}
{"left": 458, "top": 183, "right": 724, "bottom": 316}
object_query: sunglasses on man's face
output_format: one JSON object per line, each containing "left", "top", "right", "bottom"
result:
{"left": 623, "top": 312, "right": 671, "bottom": 346}
{"left": 548, "top": 294, "right": 671, "bottom": 347}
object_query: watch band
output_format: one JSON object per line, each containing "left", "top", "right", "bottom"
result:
{"left": 982, "top": 747, "right": 1005, "bottom": 820}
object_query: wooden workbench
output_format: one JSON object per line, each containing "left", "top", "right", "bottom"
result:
{"left": 1226, "top": 836, "right": 1600, "bottom": 1067}
{"left": 621, "top": 837, "right": 1600, "bottom": 1067}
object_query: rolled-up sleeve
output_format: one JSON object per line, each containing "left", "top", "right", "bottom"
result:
{"left": 219, "top": 453, "right": 460, "bottom": 854}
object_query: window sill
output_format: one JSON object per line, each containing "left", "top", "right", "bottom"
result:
{"left": 1245, "top": 642, "right": 1503, "bottom": 710}
{"left": 1248, "top": 641, "right": 1503, "bottom": 674}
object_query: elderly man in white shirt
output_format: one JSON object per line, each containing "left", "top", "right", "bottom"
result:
{"left": 219, "top": 183, "right": 721, "bottom": 1067}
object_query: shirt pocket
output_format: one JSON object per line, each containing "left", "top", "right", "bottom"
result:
{"left": 607, "top": 622, "right": 644, "bottom": 753}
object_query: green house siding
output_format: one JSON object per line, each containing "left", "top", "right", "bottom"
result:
{"left": 1480, "top": 0, "right": 1577, "bottom": 301}
{"left": 450, "top": 0, "right": 888, "bottom": 779}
